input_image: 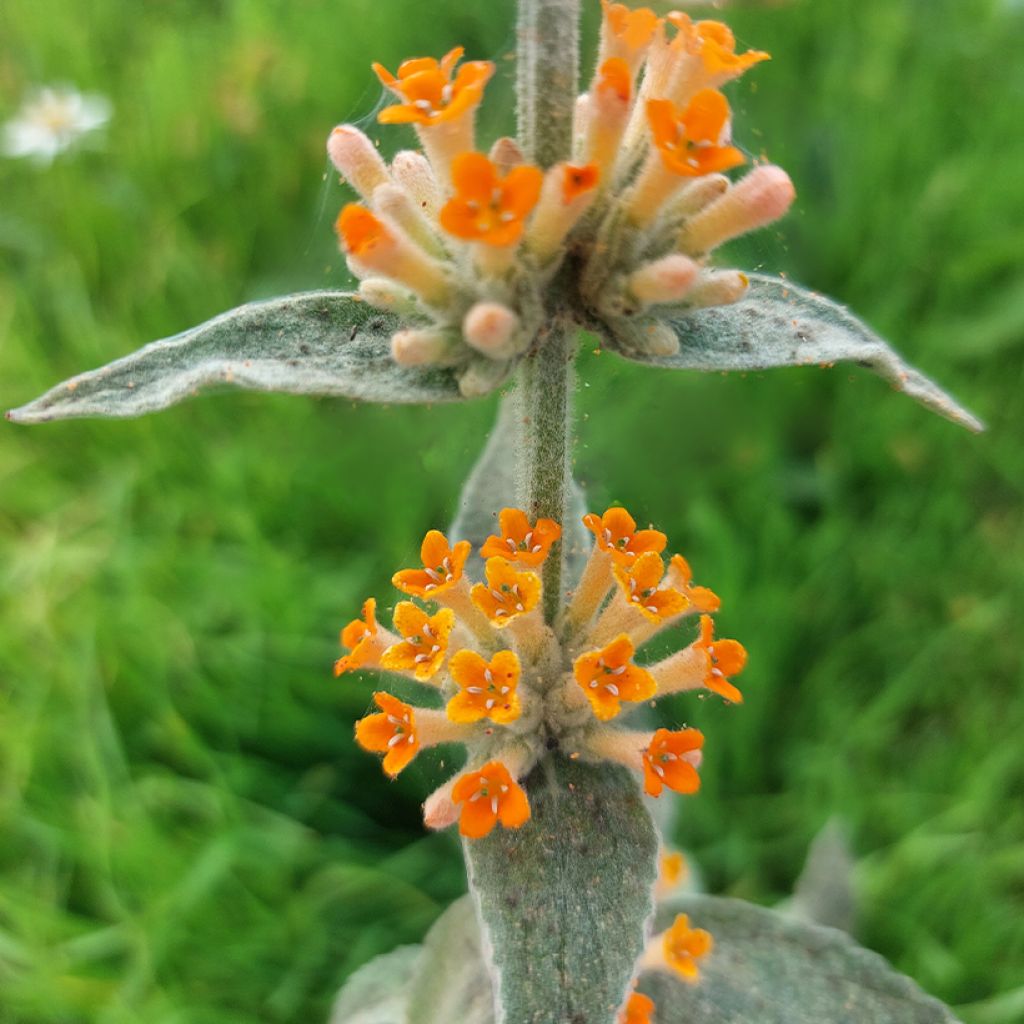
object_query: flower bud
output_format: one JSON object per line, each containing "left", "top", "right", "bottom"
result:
{"left": 391, "top": 327, "right": 459, "bottom": 367}
{"left": 489, "top": 136, "right": 525, "bottom": 174}
{"left": 687, "top": 270, "right": 750, "bottom": 309}
{"left": 391, "top": 149, "right": 440, "bottom": 219}
{"left": 678, "top": 165, "right": 795, "bottom": 255}
{"left": 627, "top": 254, "right": 700, "bottom": 306}
{"left": 463, "top": 302, "right": 522, "bottom": 360}
{"left": 357, "top": 278, "right": 419, "bottom": 317}
{"left": 672, "top": 174, "right": 729, "bottom": 219}
{"left": 327, "top": 125, "right": 390, "bottom": 201}
{"left": 458, "top": 357, "right": 512, "bottom": 398}
{"left": 423, "top": 782, "right": 459, "bottom": 831}
{"left": 372, "top": 183, "right": 443, "bottom": 256}
{"left": 612, "top": 318, "right": 681, "bottom": 357}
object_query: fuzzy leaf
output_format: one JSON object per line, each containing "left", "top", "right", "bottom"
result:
{"left": 329, "top": 945, "right": 422, "bottom": 1024}
{"left": 612, "top": 275, "right": 984, "bottom": 432}
{"left": 7, "top": 292, "right": 462, "bottom": 424}
{"left": 463, "top": 754, "right": 658, "bottom": 1024}
{"left": 786, "top": 819, "right": 857, "bottom": 933}
{"left": 450, "top": 395, "right": 592, "bottom": 582}
{"left": 641, "top": 895, "right": 962, "bottom": 1023}
{"left": 406, "top": 896, "right": 496, "bottom": 1024}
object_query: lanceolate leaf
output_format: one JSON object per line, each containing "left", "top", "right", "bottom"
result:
{"left": 611, "top": 275, "right": 984, "bottom": 433}
{"left": 329, "top": 945, "right": 422, "bottom": 1024}
{"left": 641, "top": 895, "right": 962, "bottom": 1024}
{"left": 6, "top": 292, "right": 463, "bottom": 424}
{"left": 463, "top": 754, "right": 658, "bottom": 1024}
{"left": 405, "top": 897, "right": 496, "bottom": 1024}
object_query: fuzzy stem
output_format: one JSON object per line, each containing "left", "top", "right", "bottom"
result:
{"left": 513, "top": 0, "right": 581, "bottom": 626}
{"left": 517, "top": 0, "right": 580, "bottom": 168}
{"left": 515, "top": 322, "right": 575, "bottom": 624}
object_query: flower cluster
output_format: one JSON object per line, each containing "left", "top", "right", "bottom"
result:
{"left": 337, "top": 505, "right": 747, "bottom": 842}
{"left": 327, "top": 2, "right": 794, "bottom": 396}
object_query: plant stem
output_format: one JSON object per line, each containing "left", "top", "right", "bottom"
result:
{"left": 516, "top": 0, "right": 580, "bottom": 623}
{"left": 517, "top": 0, "right": 579, "bottom": 168}
{"left": 515, "top": 321, "right": 574, "bottom": 622}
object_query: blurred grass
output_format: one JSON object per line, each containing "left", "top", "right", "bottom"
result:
{"left": 0, "top": 0, "right": 1022, "bottom": 1021}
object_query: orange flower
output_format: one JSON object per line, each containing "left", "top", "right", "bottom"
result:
{"left": 643, "top": 727, "right": 703, "bottom": 797}
{"left": 574, "top": 634, "right": 656, "bottom": 721}
{"left": 668, "top": 554, "right": 720, "bottom": 613}
{"left": 471, "top": 557, "right": 542, "bottom": 626}
{"left": 596, "top": 57, "right": 633, "bottom": 104}
{"left": 380, "top": 602, "right": 454, "bottom": 681}
{"left": 451, "top": 760, "right": 531, "bottom": 838}
{"left": 336, "top": 204, "right": 391, "bottom": 258}
{"left": 583, "top": 507, "right": 667, "bottom": 565}
{"left": 448, "top": 649, "right": 522, "bottom": 725}
{"left": 663, "top": 913, "right": 713, "bottom": 982}
{"left": 695, "top": 20, "right": 770, "bottom": 78}
{"left": 646, "top": 90, "right": 745, "bottom": 178}
{"left": 373, "top": 46, "right": 495, "bottom": 126}
{"left": 696, "top": 614, "right": 747, "bottom": 703}
{"left": 334, "top": 598, "right": 383, "bottom": 676}
{"left": 393, "top": 529, "right": 472, "bottom": 598}
{"left": 561, "top": 163, "right": 601, "bottom": 204}
{"left": 660, "top": 850, "right": 687, "bottom": 888}
{"left": 480, "top": 508, "right": 562, "bottom": 567}
{"left": 439, "top": 152, "right": 544, "bottom": 247}
{"left": 354, "top": 691, "right": 420, "bottom": 776}
{"left": 620, "top": 991, "right": 656, "bottom": 1024}
{"left": 602, "top": 1, "right": 661, "bottom": 59}
{"left": 614, "top": 552, "right": 689, "bottom": 623}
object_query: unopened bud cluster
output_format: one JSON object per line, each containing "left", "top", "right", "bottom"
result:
{"left": 328, "top": 2, "right": 795, "bottom": 393}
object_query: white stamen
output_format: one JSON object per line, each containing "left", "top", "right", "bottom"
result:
{"left": 605, "top": 683, "right": 620, "bottom": 697}
{"left": 610, "top": 665, "right": 626, "bottom": 676}
{"left": 653, "top": 764, "right": 665, "bottom": 778}
{"left": 485, "top": 699, "right": 496, "bottom": 710}
{"left": 484, "top": 668, "right": 493, "bottom": 684}
{"left": 491, "top": 796, "right": 499, "bottom": 814}
{"left": 387, "top": 734, "right": 404, "bottom": 748}
{"left": 467, "top": 686, "right": 484, "bottom": 694}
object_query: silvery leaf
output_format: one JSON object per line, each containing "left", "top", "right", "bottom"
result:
{"left": 611, "top": 275, "right": 983, "bottom": 433}
{"left": 7, "top": 292, "right": 462, "bottom": 424}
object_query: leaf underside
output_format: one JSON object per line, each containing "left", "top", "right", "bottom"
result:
{"left": 462, "top": 754, "right": 659, "bottom": 1024}
{"left": 613, "top": 274, "right": 984, "bottom": 433}
{"left": 642, "top": 895, "right": 963, "bottom": 1024}
{"left": 328, "top": 945, "right": 422, "bottom": 1024}
{"left": 6, "top": 292, "right": 462, "bottom": 424}
{"left": 405, "top": 897, "right": 497, "bottom": 1024}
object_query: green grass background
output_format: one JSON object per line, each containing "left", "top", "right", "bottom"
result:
{"left": 1, "top": 0, "right": 1022, "bottom": 1020}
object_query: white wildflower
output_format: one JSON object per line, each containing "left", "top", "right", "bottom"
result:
{"left": 3, "top": 85, "right": 111, "bottom": 165}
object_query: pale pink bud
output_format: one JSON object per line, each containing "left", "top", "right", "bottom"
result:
{"left": 489, "top": 136, "right": 525, "bottom": 174}
{"left": 423, "top": 782, "right": 459, "bottom": 831}
{"left": 628, "top": 254, "right": 700, "bottom": 306}
{"left": 679, "top": 165, "right": 795, "bottom": 254}
{"left": 391, "top": 150, "right": 440, "bottom": 219}
{"left": 327, "top": 125, "right": 390, "bottom": 201}
{"left": 463, "top": 302, "right": 522, "bottom": 359}
{"left": 687, "top": 270, "right": 750, "bottom": 309}
{"left": 391, "top": 327, "right": 457, "bottom": 367}
{"left": 371, "top": 183, "right": 443, "bottom": 256}
{"left": 357, "top": 278, "right": 418, "bottom": 317}
{"left": 458, "top": 357, "right": 512, "bottom": 398}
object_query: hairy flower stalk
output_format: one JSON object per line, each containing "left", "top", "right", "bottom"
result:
{"left": 324, "top": 2, "right": 793, "bottom": 1016}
